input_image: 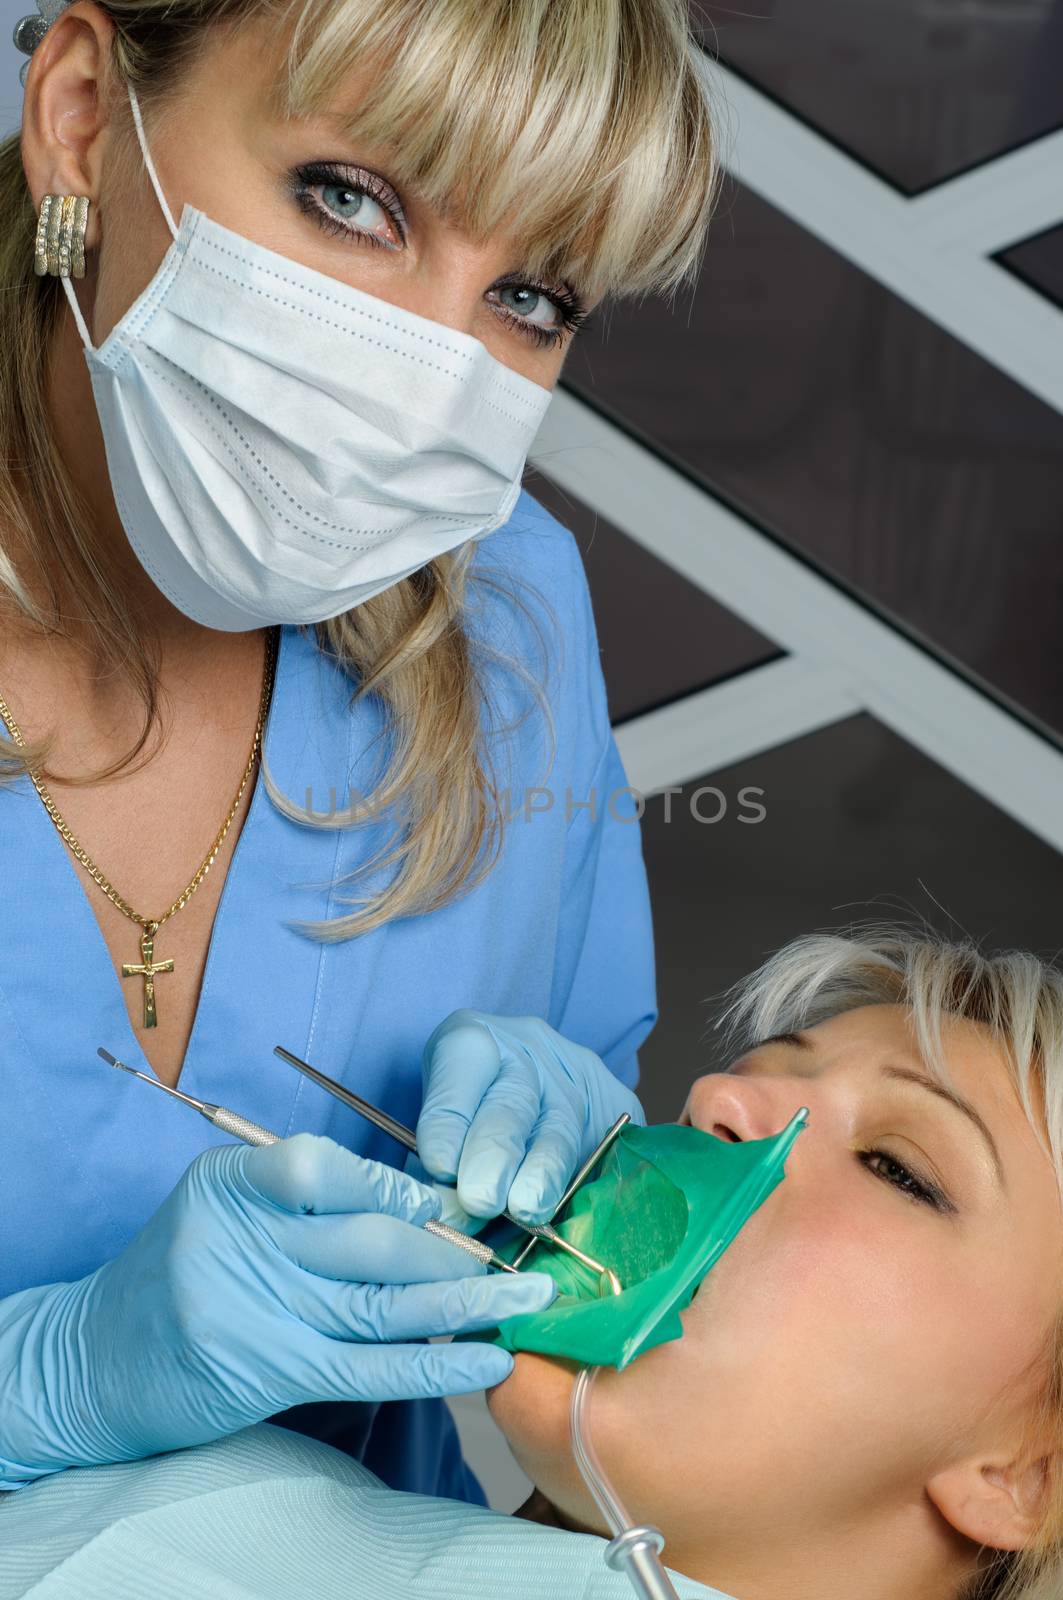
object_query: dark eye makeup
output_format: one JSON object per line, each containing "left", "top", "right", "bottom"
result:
{"left": 287, "top": 160, "right": 590, "bottom": 350}
{"left": 859, "top": 1148, "right": 955, "bottom": 1214}
{"left": 745, "top": 1036, "right": 960, "bottom": 1215}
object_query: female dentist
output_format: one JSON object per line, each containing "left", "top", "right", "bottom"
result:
{"left": 0, "top": 0, "right": 718, "bottom": 1503}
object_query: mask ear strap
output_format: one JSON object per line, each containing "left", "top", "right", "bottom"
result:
{"left": 127, "top": 79, "right": 180, "bottom": 241}
{"left": 64, "top": 78, "right": 181, "bottom": 354}
{"left": 61, "top": 277, "right": 94, "bottom": 352}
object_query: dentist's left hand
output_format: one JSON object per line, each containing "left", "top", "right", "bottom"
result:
{"left": 415, "top": 1011, "right": 645, "bottom": 1226}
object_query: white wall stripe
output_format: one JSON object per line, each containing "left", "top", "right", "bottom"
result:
{"left": 703, "top": 61, "right": 1063, "bottom": 415}
{"left": 613, "top": 658, "right": 860, "bottom": 797}
{"left": 904, "top": 128, "right": 1063, "bottom": 256}
{"left": 530, "top": 389, "right": 1063, "bottom": 851}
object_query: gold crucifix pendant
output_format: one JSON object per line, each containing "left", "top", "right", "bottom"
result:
{"left": 121, "top": 923, "right": 175, "bottom": 1029}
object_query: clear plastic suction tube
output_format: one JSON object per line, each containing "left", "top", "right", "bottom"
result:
{"left": 570, "top": 1364, "right": 682, "bottom": 1600}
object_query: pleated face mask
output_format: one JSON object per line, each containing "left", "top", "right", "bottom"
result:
{"left": 62, "top": 79, "right": 555, "bottom": 632}
{"left": 485, "top": 1111, "right": 808, "bottom": 1370}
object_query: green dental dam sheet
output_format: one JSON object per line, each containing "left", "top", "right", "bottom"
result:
{"left": 486, "top": 1112, "right": 807, "bottom": 1370}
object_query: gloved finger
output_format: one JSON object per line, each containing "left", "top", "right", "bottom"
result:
{"left": 311, "top": 1334, "right": 517, "bottom": 1403}
{"left": 234, "top": 1133, "right": 441, "bottom": 1226}
{"left": 454, "top": 1063, "right": 544, "bottom": 1218}
{"left": 405, "top": 1152, "right": 488, "bottom": 1236}
{"left": 269, "top": 1210, "right": 496, "bottom": 1283}
{"left": 504, "top": 1113, "right": 582, "bottom": 1223}
{"left": 283, "top": 1264, "right": 557, "bottom": 1341}
{"left": 416, "top": 1012, "right": 507, "bottom": 1181}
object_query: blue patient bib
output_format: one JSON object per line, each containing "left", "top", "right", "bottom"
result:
{"left": 0, "top": 1424, "right": 731, "bottom": 1600}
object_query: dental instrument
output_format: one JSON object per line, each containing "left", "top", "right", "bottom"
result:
{"left": 272, "top": 1046, "right": 417, "bottom": 1150}
{"left": 490, "top": 1108, "right": 810, "bottom": 1369}
{"left": 549, "top": 1238, "right": 622, "bottom": 1299}
{"left": 97, "top": 1046, "right": 519, "bottom": 1275}
{"left": 97, "top": 1048, "right": 281, "bottom": 1145}
{"left": 510, "top": 1112, "right": 632, "bottom": 1270}
{"left": 272, "top": 1043, "right": 624, "bottom": 1291}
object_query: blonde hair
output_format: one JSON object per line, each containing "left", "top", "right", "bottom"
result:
{"left": 0, "top": 0, "right": 721, "bottom": 939}
{"left": 714, "top": 923, "right": 1063, "bottom": 1600}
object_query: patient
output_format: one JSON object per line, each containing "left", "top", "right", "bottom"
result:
{"left": 3, "top": 926, "right": 1062, "bottom": 1600}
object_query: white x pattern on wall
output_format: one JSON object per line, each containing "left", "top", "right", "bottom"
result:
{"left": 529, "top": 57, "right": 1063, "bottom": 853}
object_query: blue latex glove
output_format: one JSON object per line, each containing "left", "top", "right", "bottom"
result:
{"left": 0, "top": 1134, "right": 556, "bottom": 1490}
{"left": 415, "top": 1011, "right": 646, "bottom": 1225}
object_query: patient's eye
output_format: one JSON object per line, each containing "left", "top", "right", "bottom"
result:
{"left": 859, "top": 1148, "right": 954, "bottom": 1213}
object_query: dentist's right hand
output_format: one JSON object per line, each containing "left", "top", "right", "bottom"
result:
{"left": 0, "top": 1133, "right": 556, "bottom": 1490}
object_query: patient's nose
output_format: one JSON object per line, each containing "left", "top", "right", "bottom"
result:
{"left": 684, "top": 1072, "right": 806, "bottom": 1144}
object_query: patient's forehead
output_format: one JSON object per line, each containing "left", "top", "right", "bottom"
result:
{"left": 689, "top": 1002, "right": 1028, "bottom": 1135}
{"left": 731, "top": 1001, "right": 995, "bottom": 1076}
{"left": 704, "top": 1002, "right": 1055, "bottom": 1166}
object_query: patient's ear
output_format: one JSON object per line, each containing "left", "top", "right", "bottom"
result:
{"left": 926, "top": 1449, "right": 1052, "bottom": 1552}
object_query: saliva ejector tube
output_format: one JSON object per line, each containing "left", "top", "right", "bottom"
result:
{"left": 564, "top": 1107, "right": 810, "bottom": 1600}
{"left": 570, "top": 1363, "right": 681, "bottom": 1600}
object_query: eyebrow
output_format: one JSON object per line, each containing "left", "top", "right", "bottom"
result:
{"left": 759, "top": 1030, "right": 1006, "bottom": 1191}
{"left": 879, "top": 1064, "right": 1006, "bottom": 1191}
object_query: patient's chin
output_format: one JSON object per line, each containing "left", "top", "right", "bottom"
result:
{"left": 488, "top": 1352, "right": 607, "bottom": 1532}
{"left": 486, "top": 1351, "right": 578, "bottom": 1464}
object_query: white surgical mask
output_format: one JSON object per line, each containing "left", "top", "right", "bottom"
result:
{"left": 60, "top": 80, "right": 555, "bottom": 631}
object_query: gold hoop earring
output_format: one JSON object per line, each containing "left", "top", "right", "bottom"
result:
{"left": 33, "top": 193, "right": 90, "bottom": 279}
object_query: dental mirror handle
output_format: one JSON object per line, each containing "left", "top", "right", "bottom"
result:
{"left": 98, "top": 1047, "right": 518, "bottom": 1274}
{"left": 209, "top": 1104, "right": 280, "bottom": 1146}
{"left": 98, "top": 1048, "right": 280, "bottom": 1146}
{"left": 235, "top": 1124, "right": 518, "bottom": 1272}
{"left": 224, "top": 1123, "right": 517, "bottom": 1270}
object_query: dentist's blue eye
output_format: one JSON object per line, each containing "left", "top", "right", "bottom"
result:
{"left": 291, "top": 161, "right": 406, "bottom": 250}
{"left": 288, "top": 161, "right": 590, "bottom": 352}
{"left": 321, "top": 182, "right": 387, "bottom": 231}
{"left": 859, "top": 1149, "right": 954, "bottom": 1213}
{"left": 487, "top": 276, "right": 589, "bottom": 350}
{"left": 498, "top": 285, "right": 556, "bottom": 330}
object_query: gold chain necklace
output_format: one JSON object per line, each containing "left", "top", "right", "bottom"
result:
{"left": 0, "top": 626, "right": 279, "bottom": 1029}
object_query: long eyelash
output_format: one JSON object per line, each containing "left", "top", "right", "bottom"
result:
{"left": 494, "top": 282, "right": 590, "bottom": 349}
{"left": 289, "top": 162, "right": 589, "bottom": 349}
{"left": 292, "top": 159, "right": 407, "bottom": 239}
{"left": 859, "top": 1149, "right": 954, "bottom": 1214}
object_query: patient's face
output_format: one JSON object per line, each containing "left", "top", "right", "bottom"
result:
{"left": 487, "top": 1003, "right": 1063, "bottom": 1583}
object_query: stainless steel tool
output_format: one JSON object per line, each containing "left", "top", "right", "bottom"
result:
{"left": 272, "top": 1043, "right": 625, "bottom": 1291}
{"left": 97, "top": 1046, "right": 518, "bottom": 1274}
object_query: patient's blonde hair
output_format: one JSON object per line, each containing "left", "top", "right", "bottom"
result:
{"left": 715, "top": 923, "right": 1063, "bottom": 1600}
{"left": 0, "top": 0, "right": 721, "bottom": 939}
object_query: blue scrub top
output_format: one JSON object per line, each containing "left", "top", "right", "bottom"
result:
{"left": 0, "top": 489, "right": 658, "bottom": 1505}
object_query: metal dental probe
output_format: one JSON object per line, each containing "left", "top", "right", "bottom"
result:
{"left": 272, "top": 1043, "right": 623, "bottom": 1287}
{"left": 98, "top": 1047, "right": 281, "bottom": 1145}
{"left": 510, "top": 1112, "right": 632, "bottom": 1272}
{"left": 97, "top": 1046, "right": 519, "bottom": 1274}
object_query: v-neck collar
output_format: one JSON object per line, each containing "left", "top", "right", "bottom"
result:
{"left": 0, "top": 624, "right": 359, "bottom": 1230}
